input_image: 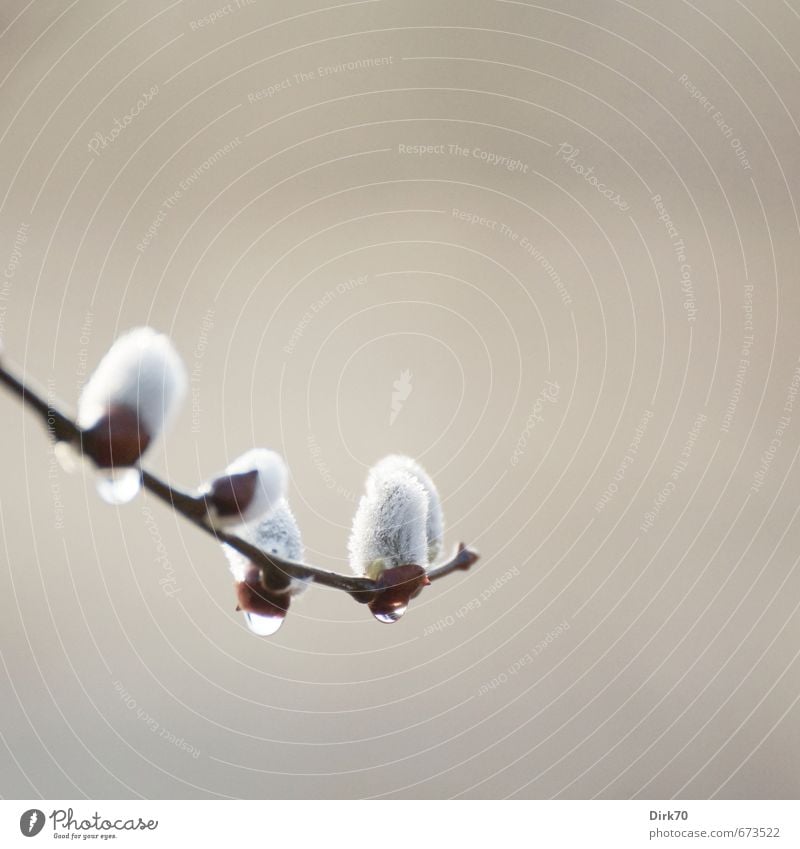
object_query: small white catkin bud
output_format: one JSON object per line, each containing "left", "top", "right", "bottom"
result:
{"left": 222, "top": 498, "right": 307, "bottom": 594}
{"left": 368, "top": 455, "right": 444, "bottom": 563}
{"left": 205, "top": 448, "right": 288, "bottom": 529}
{"left": 77, "top": 326, "right": 187, "bottom": 438}
{"left": 349, "top": 465, "right": 429, "bottom": 579}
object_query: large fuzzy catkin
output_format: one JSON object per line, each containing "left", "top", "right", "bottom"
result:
{"left": 204, "top": 448, "right": 288, "bottom": 529}
{"left": 77, "top": 327, "right": 186, "bottom": 465}
{"left": 251, "top": 497, "right": 304, "bottom": 564}
{"left": 223, "top": 498, "right": 308, "bottom": 636}
{"left": 349, "top": 465, "right": 429, "bottom": 578}
{"left": 222, "top": 498, "right": 306, "bottom": 591}
{"left": 368, "top": 455, "right": 444, "bottom": 563}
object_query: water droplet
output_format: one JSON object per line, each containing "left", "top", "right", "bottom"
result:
{"left": 95, "top": 467, "right": 141, "bottom": 504}
{"left": 54, "top": 441, "right": 80, "bottom": 474}
{"left": 371, "top": 603, "right": 408, "bottom": 623}
{"left": 243, "top": 611, "right": 285, "bottom": 636}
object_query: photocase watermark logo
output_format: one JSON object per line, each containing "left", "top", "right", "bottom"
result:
{"left": 554, "top": 143, "right": 630, "bottom": 211}
{"left": 18, "top": 807, "right": 159, "bottom": 837}
{"left": 510, "top": 379, "right": 560, "bottom": 465}
{"left": 307, "top": 433, "right": 359, "bottom": 503}
{"left": 87, "top": 85, "right": 159, "bottom": 156}
{"left": 390, "top": 369, "right": 413, "bottom": 425}
{"left": 19, "top": 809, "right": 45, "bottom": 837}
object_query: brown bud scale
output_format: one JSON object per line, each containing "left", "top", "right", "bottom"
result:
{"left": 82, "top": 404, "right": 151, "bottom": 467}
{"left": 368, "top": 564, "right": 430, "bottom": 621}
{"left": 208, "top": 469, "right": 259, "bottom": 518}
{"left": 235, "top": 564, "right": 291, "bottom": 620}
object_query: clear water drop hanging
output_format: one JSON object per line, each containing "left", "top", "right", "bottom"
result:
{"left": 95, "top": 467, "right": 142, "bottom": 504}
{"left": 243, "top": 611, "right": 285, "bottom": 636}
{"left": 371, "top": 603, "right": 408, "bottom": 623}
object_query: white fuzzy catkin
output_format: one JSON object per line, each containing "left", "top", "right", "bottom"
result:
{"left": 212, "top": 448, "right": 288, "bottom": 528}
{"left": 223, "top": 498, "right": 307, "bottom": 594}
{"left": 77, "top": 327, "right": 187, "bottom": 436}
{"left": 348, "top": 465, "right": 429, "bottom": 578}
{"left": 368, "top": 455, "right": 444, "bottom": 563}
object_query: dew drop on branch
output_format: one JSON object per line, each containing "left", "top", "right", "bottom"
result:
{"left": 95, "top": 468, "right": 141, "bottom": 504}
{"left": 371, "top": 603, "right": 408, "bottom": 623}
{"left": 243, "top": 611, "right": 285, "bottom": 636}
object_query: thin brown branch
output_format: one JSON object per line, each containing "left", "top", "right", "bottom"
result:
{"left": 139, "top": 469, "right": 377, "bottom": 600}
{"left": 426, "top": 542, "right": 481, "bottom": 582}
{"left": 0, "top": 354, "right": 479, "bottom": 606}
{"left": 0, "top": 361, "right": 80, "bottom": 443}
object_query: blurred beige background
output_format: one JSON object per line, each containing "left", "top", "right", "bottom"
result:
{"left": 1, "top": 0, "right": 799, "bottom": 799}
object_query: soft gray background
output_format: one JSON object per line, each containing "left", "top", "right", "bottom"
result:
{"left": 0, "top": 0, "right": 799, "bottom": 799}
